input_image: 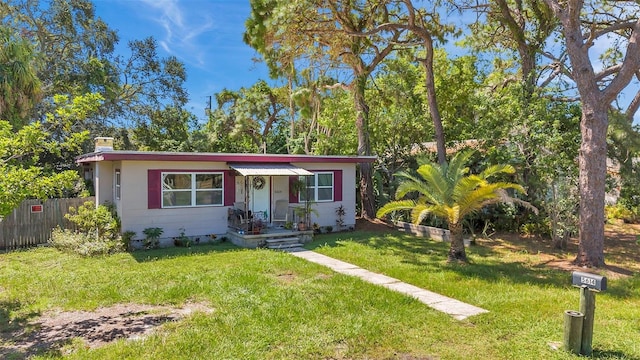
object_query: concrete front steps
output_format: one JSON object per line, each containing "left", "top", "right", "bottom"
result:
{"left": 265, "top": 237, "right": 303, "bottom": 250}
{"left": 226, "top": 229, "right": 313, "bottom": 248}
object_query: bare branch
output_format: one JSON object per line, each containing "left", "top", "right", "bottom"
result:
{"left": 595, "top": 64, "right": 623, "bottom": 81}
{"left": 624, "top": 89, "right": 640, "bottom": 123}
{"left": 603, "top": 18, "right": 640, "bottom": 103}
{"left": 585, "top": 20, "right": 637, "bottom": 41}
{"left": 545, "top": 95, "right": 581, "bottom": 102}
{"left": 323, "top": 82, "right": 350, "bottom": 91}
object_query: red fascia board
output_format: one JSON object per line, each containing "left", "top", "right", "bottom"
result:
{"left": 76, "top": 151, "right": 376, "bottom": 164}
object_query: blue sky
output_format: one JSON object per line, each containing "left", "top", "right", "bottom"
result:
{"left": 93, "top": 1, "right": 640, "bottom": 125}
{"left": 94, "top": 0, "right": 271, "bottom": 121}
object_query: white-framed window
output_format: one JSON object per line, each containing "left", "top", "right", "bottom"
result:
{"left": 162, "top": 172, "right": 223, "bottom": 208}
{"left": 299, "top": 172, "right": 334, "bottom": 202}
{"left": 115, "top": 170, "right": 121, "bottom": 200}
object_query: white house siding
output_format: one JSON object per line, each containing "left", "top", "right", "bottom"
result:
{"left": 95, "top": 161, "right": 113, "bottom": 206}
{"left": 112, "top": 160, "right": 122, "bottom": 217}
{"left": 118, "top": 160, "right": 231, "bottom": 242}
{"left": 89, "top": 157, "right": 359, "bottom": 244}
{"left": 294, "top": 162, "right": 356, "bottom": 229}
{"left": 271, "top": 176, "right": 289, "bottom": 214}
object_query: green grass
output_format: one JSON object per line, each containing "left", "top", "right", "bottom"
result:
{"left": 0, "top": 233, "right": 638, "bottom": 359}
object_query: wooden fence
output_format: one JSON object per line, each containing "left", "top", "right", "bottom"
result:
{"left": 0, "top": 197, "right": 95, "bottom": 251}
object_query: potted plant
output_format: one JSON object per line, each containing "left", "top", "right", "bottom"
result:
{"left": 293, "top": 206, "right": 314, "bottom": 231}
{"left": 290, "top": 178, "right": 318, "bottom": 231}
{"left": 251, "top": 218, "right": 264, "bottom": 234}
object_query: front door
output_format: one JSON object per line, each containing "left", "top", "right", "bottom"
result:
{"left": 249, "top": 175, "right": 270, "bottom": 221}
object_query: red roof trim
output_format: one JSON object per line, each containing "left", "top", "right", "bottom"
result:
{"left": 76, "top": 151, "right": 376, "bottom": 164}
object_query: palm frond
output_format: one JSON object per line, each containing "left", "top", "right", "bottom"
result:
{"left": 379, "top": 150, "right": 534, "bottom": 238}
{"left": 452, "top": 175, "right": 486, "bottom": 201}
{"left": 446, "top": 151, "right": 474, "bottom": 180}
{"left": 394, "top": 178, "right": 441, "bottom": 206}
{"left": 411, "top": 203, "right": 432, "bottom": 224}
{"left": 376, "top": 199, "right": 417, "bottom": 218}
{"left": 492, "top": 188, "right": 539, "bottom": 215}
{"left": 479, "top": 164, "right": 516, "bottom": 180}
{"left": 416, "top": 164, "right": 448, "bottom": 203}
{"left": 456, "top": 184, "right": 531, "bottom": 218}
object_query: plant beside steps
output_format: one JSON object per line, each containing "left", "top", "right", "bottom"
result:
{"left": 265, "top": 237, "right": 303, "bottom": 249}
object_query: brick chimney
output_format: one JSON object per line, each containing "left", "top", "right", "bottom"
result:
{"left": 94, "top": 137, "right": 114, "bottom": 152}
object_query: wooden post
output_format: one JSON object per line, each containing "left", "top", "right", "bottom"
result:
{"left": 580, "top": 286, "right": 596, "bottom": 356}
{"left": 563, "top": 310, "right": 584, "bottom": 354}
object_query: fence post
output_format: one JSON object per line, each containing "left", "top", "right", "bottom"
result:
{"left": 580, "top": 286, "right": 596, "bottom": 356}
{"left": 563, "top": 310, "right": 584, "bottom": 354}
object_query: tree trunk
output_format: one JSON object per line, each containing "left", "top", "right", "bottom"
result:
{"left": 419, "top": 37, "right": 446, "bottom": 165}
{"left": 353, "top": 75, "right": 376, "bottom": 219}
{"left": 447, "top": 222, "right": 468, "bottom": 263}
{"left": 287, "top": 74, "right": 295, "bottom": 153}
{"left": 576, "top": 102, "right": 607, "bottom": 267}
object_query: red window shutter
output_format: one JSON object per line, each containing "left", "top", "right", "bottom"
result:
{"left": 289, "top": 176, "right": 299, "bottom": 203}
{"left": 224, "top": 171, "right": 235, "bottom": 206}
{"left": 148, "top": 170, "right": 162, "bottom": 209}
{"left": 333, "top": 170, "right": 342, "bottom": 202}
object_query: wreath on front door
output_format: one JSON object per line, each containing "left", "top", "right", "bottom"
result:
{"left": 253, "top": 176, "right": 266, "bottom": 190}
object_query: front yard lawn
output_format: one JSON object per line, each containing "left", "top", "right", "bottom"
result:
{"left": 0, "top": 224, "right": 638, "bottom": 359}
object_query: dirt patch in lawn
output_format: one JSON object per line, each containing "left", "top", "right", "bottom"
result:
{"left": 356, "top": 217, "right": 396, "bottom": 233}
{"left": 1, "top": 302, "right": 213, "bottom": 359}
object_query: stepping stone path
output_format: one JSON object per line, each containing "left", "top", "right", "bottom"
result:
{"left": 287, "top": 248, "right": 489, "bottom": 320}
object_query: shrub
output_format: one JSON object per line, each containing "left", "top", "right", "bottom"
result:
{"left": 49, "top": 201, "right": 125, "bottom": 256}
{"left": 520, "top": 223, "right": 542, "bottom": 237}
{"left": 50, "top": 228, "right": 124, "bottom": 257}
{"left": 606, "top": 204, "right": 639, "bottom": 223}
{"left": 142, "top": 227, "right": 163, "bottom": 249}
{"left": 121, "top": 230, "right": 137, "bottom": 251}
{"left": 65, "top": 201, "right": 120, "bottom": 241}
{"left": 173, "top": 227, "right": 191, "bottom": 247}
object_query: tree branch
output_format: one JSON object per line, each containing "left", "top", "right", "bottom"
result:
{"left": 624, "top": 89, "right": 640, "bottom": 123}
{"left": 603, "top": 18, "right": 640, "bottom": 103}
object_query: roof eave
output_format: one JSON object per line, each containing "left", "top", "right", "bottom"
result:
{"left": 75, "top": 151, "right": 377, "bottom": 164}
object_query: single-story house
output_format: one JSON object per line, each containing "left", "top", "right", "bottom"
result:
{"left": 76, "top": 138, "right": 375, "bottom": 248}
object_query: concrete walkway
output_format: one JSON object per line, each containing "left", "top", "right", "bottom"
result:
{"left": 286, "top": 248, "right": 488, "bottom": 320}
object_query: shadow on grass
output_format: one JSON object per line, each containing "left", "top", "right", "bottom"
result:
{"left": 307, "top": 230, "right": 571, "bottom": 290}
{"left": 129, "top": 242, "right": 242, "bottom": 263}
{"left": 604, "top": 275, "right": 639, "bottom": 299}
{"left": 0, "top": 300, "right": 39, "bottom": 334}
{"left": 592, "top": 349, "right": 640, "bottom": 360}
{"left": 0, "top": 300, "right": 51, "bottom": 360}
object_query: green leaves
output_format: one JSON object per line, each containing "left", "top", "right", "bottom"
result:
{"left": 203, "top": 80, "right": 288, "bottom": 153}
{"left": 0, "top": 26, "right": 42, "bottom": 128}
{"left": 0, "top": 93, "right": 101, "bottom": 218}
{"left": 377, "top": 151, "right": 527, "bottom": 227}
{"left": 377, "top": 151, "right": 532, "bottom": 262}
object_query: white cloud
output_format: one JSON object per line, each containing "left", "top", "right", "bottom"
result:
{"left": 139, "top": 0, "right": 215, "bottom": 66}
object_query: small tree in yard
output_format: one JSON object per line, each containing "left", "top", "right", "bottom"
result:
{"left": 377, "top": 151, "right": 534, "bottom": 263}
{"left": 50, "top": 201, "right": 124, "bottom": 256}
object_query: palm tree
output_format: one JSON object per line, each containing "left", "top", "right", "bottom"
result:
{"left": 0, "top": 27, "right": 42, "bottom": 128}
{"left": 377, "top": 151, "right": 533, "bottom": 263}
